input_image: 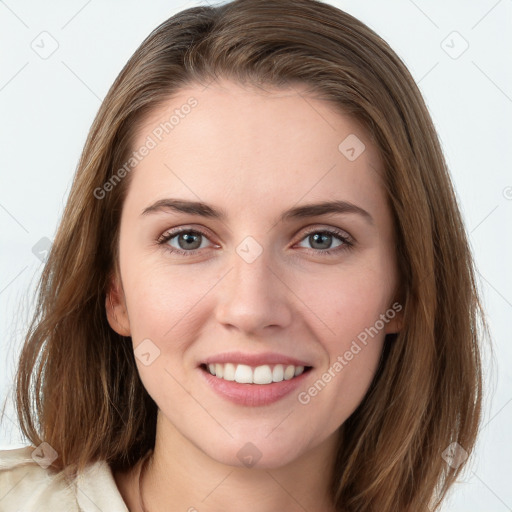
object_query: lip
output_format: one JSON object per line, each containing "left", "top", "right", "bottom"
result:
{"left": 200, "top": 351, "right": 313, "bottom": 368}
{"left": 199, "top": 368, "right": 311, "bottom": 407}
{"left": 199, "top": 364, "right": 313, "bottom": 407}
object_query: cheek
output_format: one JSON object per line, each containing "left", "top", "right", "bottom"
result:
{"left": 292, "top": 261, "right": 392, "bottom": 400}
{"left": 295, "top": 260, "right": 394, "bottom": 343}
{"left": 295, "top": 270, "right": 388, "bottom": 424}
{"left": 121, "top": 270, "right": 208, "bottom": 396}
{"left": 121, "top": 262, "right": 222, "bottom": 360}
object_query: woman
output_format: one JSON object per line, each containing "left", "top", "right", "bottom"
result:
{"left": 0, "top": 0, "right": 485, "bottom": 511}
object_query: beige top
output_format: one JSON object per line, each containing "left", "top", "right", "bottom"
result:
{"left": 0, "top": 445, "right": 129, "bottom": 511}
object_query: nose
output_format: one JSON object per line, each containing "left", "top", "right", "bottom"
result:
{"left": 214, "top": 245, "right": 294, "bottom": 335}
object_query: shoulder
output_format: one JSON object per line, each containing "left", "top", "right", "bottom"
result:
{"left": 0, "top": 445, "right": 129, "bottom": 512}
{"left": 0, "top": 444, "right": 75, "bottom": 512}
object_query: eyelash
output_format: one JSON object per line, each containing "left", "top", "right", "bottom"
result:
{"left": 156, "top": 226, "right": 354, "bottom": 257}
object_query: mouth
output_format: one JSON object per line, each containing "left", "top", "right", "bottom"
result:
{"left": 197, "top": 351, "right": 315, "bottom": 406}
{"left": 199, "top": 362, "right": 313, "bottom": 385}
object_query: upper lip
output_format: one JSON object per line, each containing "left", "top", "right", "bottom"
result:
{"left": 200, "top": 351, "right": 313, "bottom": 368}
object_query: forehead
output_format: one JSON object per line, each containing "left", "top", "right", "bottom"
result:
{"left": 124, "top": 80, "right": 385, "bottom": 219}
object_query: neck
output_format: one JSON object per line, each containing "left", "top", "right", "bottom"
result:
{"left": 136, "top": 412, "right": 339, "bottom": 512}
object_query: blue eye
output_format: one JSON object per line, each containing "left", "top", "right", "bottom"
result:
{"left": 156, "top": 227, "right": 353, "bottom": 257}
{"left": 157, "top": 229, "right": 213, "bottom": 255}
{"left": 297, "top": 230, "right": 351, "bottom": 254}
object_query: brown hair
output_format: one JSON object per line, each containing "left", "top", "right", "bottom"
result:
{"left": 2, "top": 1, "right": 486, "bottom": 510}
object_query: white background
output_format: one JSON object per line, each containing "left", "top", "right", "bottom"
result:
{"left": 1, "top": 1, "right": 511, "bottom": 510}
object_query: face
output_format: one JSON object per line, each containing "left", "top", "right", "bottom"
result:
{"left": 107, "top": 79, "right": 402, "bottom": 469}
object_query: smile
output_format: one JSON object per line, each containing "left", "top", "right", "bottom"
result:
{"left": 202, "top": 363, "right": 312, "bottom": 384}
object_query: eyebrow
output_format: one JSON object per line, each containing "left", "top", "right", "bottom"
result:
{"left": 141, "top": 198, "right": 373, "bottom": 225}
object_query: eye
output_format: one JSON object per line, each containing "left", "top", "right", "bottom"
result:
{"left": 295, "top": 228, "right": 353, "bottom": 256}
{"left": 156, "top": 226, "right": 353, "bottom": 257}
{"left": 157, "top": 228, "right": 214, "bottom": 256}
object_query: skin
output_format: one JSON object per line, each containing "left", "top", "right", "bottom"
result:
{"left": 107, "top": 79, "right": 402, "bottom": 512}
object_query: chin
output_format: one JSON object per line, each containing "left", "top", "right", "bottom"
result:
{"left": 200, "top": 435, "right": 306, "bottom": 470}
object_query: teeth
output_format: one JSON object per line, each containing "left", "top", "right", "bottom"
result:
{"left": 235, "top": 364, "right": 253, "bottom": 384}
{"left": 224, "top": 363, "right": 236, "bottom": 381}
{"left": 272, "top": 364, "right": 284, "bottom": 382}
{"left": 284, "top": 365, "right": 295, "bottom": 380}
{"left": 204, "top": 363, "right": 306, "bottom": 384}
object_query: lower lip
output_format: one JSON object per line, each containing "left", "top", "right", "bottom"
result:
{"left": 199, "top": 366, "right": 312, "bottom": 407}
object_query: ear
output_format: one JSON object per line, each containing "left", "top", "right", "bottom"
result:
{"left": 105, "top": 272, "right": 131, "bottom": 337}
{"left": 383, "top": 300, "right": 404, "bottom": 335}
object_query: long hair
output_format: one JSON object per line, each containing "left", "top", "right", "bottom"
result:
{"left": 3, "top": 1, "right": 485, "bottom": 510}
